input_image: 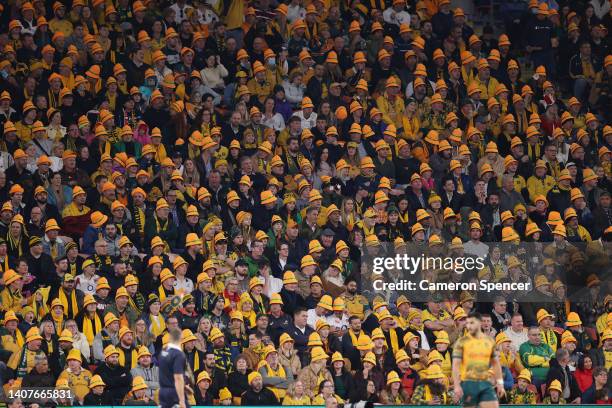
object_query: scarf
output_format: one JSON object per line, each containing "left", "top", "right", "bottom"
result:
{"left": 348, "top": 329, "right": 363, "bottom": 346}
{"left": 7, "top": 233, "right": 23, "bottom": 257}
{"left": 383, "top": 328, "right": 400, "bottom": 353}
{"left": 106, "top": 92, "right": 117, "bottom": 111}
{"left": 15, "top": 348, "right": 39, "bottom": 378}
{"left": 541, "top": 328, "right": 558, "bottom": 352}
{"left": 154, "top": 216, "right": 171, "bottom": 252}
{"left": 82, "top": 313, "right": 102, "bottom": 345}
{"left": 59, "top": 288, "right": 79, "bottom": 318}
{"left": 456, "top": 176, "right": 465, "bottom": 194}
{"left": 158, "top": 285, "right": 174, "bottom": 302}
{"left": 527, "top": 143, "right": 541, "bottom": 162}
{"left": 133, "top": 206, "right": 145, "bottom": 238}
{"left": 516, "top": 110, "right": 528, "bottom": 134}
{"left": 11, "top": 326, "right": 22, "bottom": 350}
{"left": 547, "top": 160, "right": 561, "bottom": 180}
{"left": 259, "top": 362, "right": 287, "bottom": 400}
{"left": 49, "top": 240, "right": 59, "bottom": 259}
{"left": 149, "top": 314, "right": 166, "bottom": 338}
{"left": 250, "top": 294, "right": 266, "bottom": 315}
{"left": 0, "top": 256, "right": 9, "bottom": 274}
{"left": 52, "top": 313, "right": 64, "bottom": 335}
{"left": 128, "top": 294, "right": 142, "bottom": 314}
{"left": 242, "top": 310, "right": 256, "bottom": 328}
{"left": 48, "top": 89, "right": 60, "bottom": 108}
{"left": 117, "top": 81, "right": 128, "bottom": 95}
{"left": 187, "top": 349, "right": 202, "bottom": 372}
{"left": 305, "top": 22, "right": 318, "bottom": 40}
{"left": 94, "top": 254, "right": 112, "bottom": 268}
{"left": 118, "top": 345, "right": 138, "bottom": 369}
{"left": 68, "top": 260, "right": 78, "bottom": 276}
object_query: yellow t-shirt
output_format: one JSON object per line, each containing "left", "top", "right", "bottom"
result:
{"left": 312, "top": 394, "right": 343, "bottom": 405}
{"left": 422, "top": 309, "right": 451, "bottom": 323}
{"left": 596, "top": 313, "right": 609, "bottom": 337}
{"left": 282, "top": 395, "right": 311, "bottom": 405}
{"left": 452, "top": 333, "right": 497, "bottom": 381}
{"left": 58, "top": 368, "right": 92, "bottom": 401}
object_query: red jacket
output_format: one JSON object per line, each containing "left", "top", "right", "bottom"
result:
{"left": 223, "top": 289, "right": 240, "bottom": 312}
{"left": 574, "top": 368, "right": 593, "bottom": 392}
{"left": 400, "top": 368, "right": 419, "bottom": 399}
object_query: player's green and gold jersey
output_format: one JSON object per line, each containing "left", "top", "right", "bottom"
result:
{"left": 452, "top": 333, "right": 497, "bottom": 381}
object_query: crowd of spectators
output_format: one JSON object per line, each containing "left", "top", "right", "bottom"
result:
{"left": 0, "top": 0, "right": 610, "bottom": 406}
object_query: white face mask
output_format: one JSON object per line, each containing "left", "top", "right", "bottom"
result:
{"left": 268, "top": 58, "right": 276, "bottom": 66}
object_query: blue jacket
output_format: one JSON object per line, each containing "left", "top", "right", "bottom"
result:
{"left": 582, "top": 383, "right": 611, "bottom": 404}
{"left": 82, "top": 225, "right": 102, "bottom": 254}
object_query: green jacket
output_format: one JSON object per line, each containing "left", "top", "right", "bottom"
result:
{"left": 104, "top": 303, "right": 139, "bottom": 328}
{"left": 243, "top": 255, "right": 270, "bottom": 277}
{"left": 519, "top": 341, "right": 554, "bottom": 381}
{"left": 112, "top": 140, "right": 143, "bottom": 159}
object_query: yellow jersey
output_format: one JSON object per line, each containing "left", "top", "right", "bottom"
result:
{"left": 452, "top": 333, "right": 497, "bottom": 381}
{"left": 422, "top": 309, "right": 451, "bottom": 324}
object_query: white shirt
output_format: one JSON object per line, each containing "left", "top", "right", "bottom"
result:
{"left": 75, "top": 273, "right": 99, "bottom": 295}
{"left": 504, "top": 327, "right": 529, "bottom": 351}
{"left": 50, "top": 156, "right": 63, "bottom": 173}
{"left": 263, "top": 275, "right": 283, "bottom": 298}
{"left": 169, "top": 3, "right": 194, "bottom": 23}
{"left": 262, "top": 113, "right": 286, "bottom": 132}
{"left": 196, "top": 8, "right": 219, "bottom": 25}
{"left": 417, "top": 329, "right": 430, "bottom": 350}
{"left": 327, "top": 313, "right": 348, "bottom": 332}
{"left": 286, "top": 4, "right": 305, "bottom": 24}
{"left": 463, "top": 240, "right": 490, "bottom": 259}
{"left": 294, "top": 111, "right": 317, "bottom": 130}
{"left": 0, "top": 151, "right": 14, "bottom": 173}
{"left": 307, "top": 308, "right": 327, "bottom": 329}
{"left": 73, "top": 332, "right": 91, "bottom": 361}
{"left": 282, "top": 80, "right": 305, "bottom": 105}
{"left": 154, "top": 66, "right": 173, "bottom": 87}
{"left": 591, "top": 0, "right": 611, "bottom": 19}
{"left": 382, "top": 7, "right": 410, "bottom": 26}
{"left": 21, "top": 19, "right": 37, "bottom": 36}
{"left": 174, "top": 276, "right": 194, "bottom": 295}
